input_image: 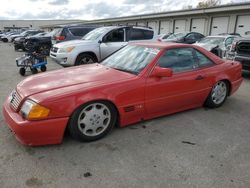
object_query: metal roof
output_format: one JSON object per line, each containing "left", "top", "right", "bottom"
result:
{"left": 40, "top": 2, "right": 250, "bottom": 28}
{"left": 82, "top": 2, "right": 250, "bottom": 24}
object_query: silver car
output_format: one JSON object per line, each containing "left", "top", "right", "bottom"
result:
{"left": 50, "top": 26, "right": 155, "bottom": 66}
{"left": 194, "top": 35, "right": 239, "bottom": 58}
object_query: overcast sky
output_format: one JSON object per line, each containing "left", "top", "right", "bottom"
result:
{"left": 0, "top": 0, "right": 248, "bottom": 20}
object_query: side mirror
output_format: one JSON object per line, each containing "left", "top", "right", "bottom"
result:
{"left": 151, "top": 67, "right": 173, "bottom": 78}
{"left": 98, "top": 39, "right": 102, "bottom": 44}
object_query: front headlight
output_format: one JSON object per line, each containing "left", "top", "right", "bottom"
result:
{"left": 20, "top": 100, "right": 50, "bottom": 120}
{"left": 59, "top": 46, "right": 75, "bottom": 53}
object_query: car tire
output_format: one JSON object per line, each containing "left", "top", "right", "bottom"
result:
{"left": 19, "top": 68, "right": 26, "bottom": 76}
{"left": 68, "top": 101, "right": 117, "bottom": 142}
{"left": 205, "top": 80, "right": 229, "bottom": 108}
{"left": 75, "top": 53, "right": 97, "bottom": 66}
{"left": 40, "top": 65, "right": 47, "bottom": 72}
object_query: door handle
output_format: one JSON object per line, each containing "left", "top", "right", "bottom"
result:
{"left": 195, "top": 75, "right": 205, "bottom": 80}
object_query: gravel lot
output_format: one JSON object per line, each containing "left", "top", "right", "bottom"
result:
{"left": 0, "top": 42, "right": 250, "bottom": 188}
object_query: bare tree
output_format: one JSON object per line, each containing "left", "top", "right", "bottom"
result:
{"left": 197, "top": 0, "right": 221, "bottom": 8}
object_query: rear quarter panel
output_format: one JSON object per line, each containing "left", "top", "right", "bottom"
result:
{"left": 203, "top": 60, "right": 242, "bottom": 95}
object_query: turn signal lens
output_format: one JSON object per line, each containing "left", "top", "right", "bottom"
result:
{"left": 20, "top": 100, "right": 50, "bottom": 120}
{"left": 28, "top": 104, "right": 50, "bottom": 120}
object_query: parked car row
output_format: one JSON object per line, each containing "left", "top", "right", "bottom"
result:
{"left": 50, "top": 25, "right": 155, "bottom": 66}
{"left": 1, "top": 25, "right": 98, "bottom": 55}
{"left": 2, "top": 24, "right": 249, "bottom": 71}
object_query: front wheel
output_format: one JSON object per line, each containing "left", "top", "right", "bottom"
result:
{"left": 205, "top": 80, "right": 229, "bottom": 108}
{"left": 75, "top": 54, "right": 97, "bottom": 66}
{"left": 68, "top": 101, "right": 117, "bottom": 142}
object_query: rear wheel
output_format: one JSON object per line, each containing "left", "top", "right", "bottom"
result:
{"left": 68, "top": 101, "right": 117, "bottom": 142}
{"left": 75, "top": 53, "right": 97, "bottom": 66}
{"left": 40, "top": 65, "right": 47, "bottom": 72}
{"left": 19, "top": 68, "right": 26, "bottom": 76}
{"left": 205, "top": 80, "right": 229, "bottom": 108}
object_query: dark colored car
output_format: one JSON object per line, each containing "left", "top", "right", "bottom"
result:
{"left": 13, "top": 30, "right": 43, "bottom": 42}
{"left": 51, "top": 25, "right": 98, "bottom": 44}
{"left": 23, "top": 31, "right": 56, "bottom": 55}
{"left": 227, "top": 38, "right": 250, "bottom": 71}
{"left": 14, "top": 30, "right": 44, "bottom": 51}
{"left": 163, "top": 32, "right": 205, "bottom": 44}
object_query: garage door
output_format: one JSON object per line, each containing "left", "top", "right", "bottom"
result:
{"left": 148, "top": 21, "right": 159, "bottom": 34}
{"left": 160, "top": 20, "right": 171, "bottom": 34}
{"left": 191, "top": 18, "right": 206, "bottom": 35}
{"left": 211, "top": 17, "right": 229, "bottom": 35}
{"left": 235, "top": 15, "right": 250, "bottom": 37}
{"left": 174, "top": 20, "right": 187, "bottom": 33}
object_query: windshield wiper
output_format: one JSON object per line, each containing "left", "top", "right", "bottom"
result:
{"left": 113, "top": 67, "right": 137, "bottom": 75}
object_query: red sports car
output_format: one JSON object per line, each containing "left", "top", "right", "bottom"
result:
{"left": 3, "top": 42, "right": 242, "bottom": 146}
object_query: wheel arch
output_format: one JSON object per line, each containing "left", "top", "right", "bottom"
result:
{"left": 68, "top": 99, "right": 121, "bottom": 128}
{"left": 75, "top": 51, "right": 98, "bottom": 65}
{"left": 221, "top": 79, "right": 232, "bottom": 96}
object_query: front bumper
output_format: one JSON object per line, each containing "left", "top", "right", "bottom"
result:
{"left": 14, "top": 42, "right": 25, "bottom": 50}
{"left": 2, "top": 98, "right": 69, "bottom": 146}
{"left": 50, "top": 50, "right": 75, "bottom": 66}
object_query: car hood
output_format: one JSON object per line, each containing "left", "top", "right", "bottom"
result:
{"left": 16, "top": 63, "right": 135, "bottom": 98}
{"left": 15, "top": 37, "right": 25, "bottom": 42}
{"left": 11, "top": 34, "right": 22, "bottom": 38}
{"left": 195, "top": 43, "right": 219, "bottom": 51}
{"left": 26, "top": 36, "right": 51, "bottom": 40}
{"left": 53, "top": 39, "right": 95, "bottom": 48}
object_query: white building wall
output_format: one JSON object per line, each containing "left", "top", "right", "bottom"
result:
{"left": 0, "top": 20, "right": 80, "bottom": 31}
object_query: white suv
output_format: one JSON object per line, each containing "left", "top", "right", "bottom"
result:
{"left": 50, "top": 26, "right": 155, "bottom": 66}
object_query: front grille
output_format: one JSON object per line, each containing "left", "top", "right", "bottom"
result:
{"left": 9, "top": 90, "right": 22, "bottom": 111}
{"left": 51, "top": 47, "right": 58, "bottom": 53}
{"left": 237, "top": 42, "right": 250, "bottom": 55}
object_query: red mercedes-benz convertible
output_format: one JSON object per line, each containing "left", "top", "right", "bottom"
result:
{"left": 3, "top": 42, "right": 242, "bottom": 146}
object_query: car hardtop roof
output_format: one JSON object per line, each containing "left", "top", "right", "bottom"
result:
{"left": 101, "top": 25, "right": 154, "bottom": 31}
{"left": 129, "top": 41, "right": 196, "bottom": 49}
{"left": 205, "top": 35, "right": 238, "bottom": 38}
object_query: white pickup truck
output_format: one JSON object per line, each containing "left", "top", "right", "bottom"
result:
{"left": 50, "top": 26, "right": 155, "bottom": 66}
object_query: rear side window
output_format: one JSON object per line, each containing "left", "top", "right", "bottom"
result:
{"left": 68, "top": 28, "right": 93, "bottom": 37}
{"left": 157, "top": 48, "right": 198, "bottom": 73}
{"left": 129, "top": 28, "right": 153, "bottom": 40}
{"left": 144, "top": 30, "right": 154, "bottom": 39}
{"left": 194, "top": 50, "right": 214, "bottom": 67}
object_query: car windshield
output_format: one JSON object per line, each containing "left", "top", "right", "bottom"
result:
{"left": 20, "top": 31, "right": 29, "bottom": 36}
{"left": 198, "top": 37, "right": 225, "bottom": 45}
{"left": 101, "top": 45, "right": 160, "bottom": 75}
{"left": 82, "top": 27, "right": 111, "bottom": 40}
{"left": 167, "top": 33, "right": 186, "bottom": 40}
